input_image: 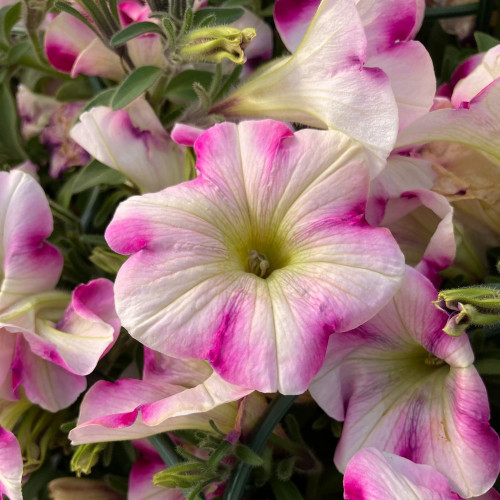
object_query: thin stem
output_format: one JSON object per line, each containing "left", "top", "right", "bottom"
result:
{"left": 148, "top": 433, "right": 181, "bottom": 467}
{"left": 223, "top": 394, "right": 298, "bottom": 500}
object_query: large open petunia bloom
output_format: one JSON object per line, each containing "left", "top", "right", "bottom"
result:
{"left": 309, "top": 266, "right": 500, "bottom": 498}
{"left": 106, "top": 120, "right": 405, "bottom": 394}
{"left": 0, "top": 427, "right": 22, "bottom": 500}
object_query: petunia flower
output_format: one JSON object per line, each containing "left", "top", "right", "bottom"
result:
{"left": 71, "top": 99, "right": 184, "bottom": 193}
{"left": 105, "top": 120, "right": 405, "bottom": 394}
{"left": 69, "top": 348, "right": 265, "bottom": 444}
{"left": 309, "top": 266, "right": 500, "bottom": 498}
{"left": 44, "top": 1, "right": 164, "bottom": 80}
{"left": 272, "top": 0, "right": 435, "bottom": 130}
{"left": 0, "top": 170, "right": 120, "bottom": 411}
{"left": 211, "top": 0, "right": 399, "bottom": 175}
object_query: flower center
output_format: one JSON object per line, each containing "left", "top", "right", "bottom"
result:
{"left": 424, "top": 353, "right": 446, "bottom": 367}
{"left": 247, "top": 250, "right": 271, "bottom": 278}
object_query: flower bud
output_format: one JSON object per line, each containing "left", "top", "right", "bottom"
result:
{"left": 48, "top": 478, "right": 124, "bottom": 500}
{"left": 180, "top": 26, "right": 256, "bottom": 64}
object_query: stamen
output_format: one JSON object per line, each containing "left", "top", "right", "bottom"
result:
{"left": 248, "top": 250, "right": 271, "bottom": 278}
{"left": 424, "top": 353, "right": 445, "bottom": 366}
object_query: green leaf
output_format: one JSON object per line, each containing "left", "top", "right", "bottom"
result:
{"left": 57, "top": 160, "right": 127, "bottom": 207}
{"left": 80, "top": 88, "right": 116, "bottom": 114}
{"left": 164, "top": 69, "right": 213, "bottom": 103}
{"left": 54, "top": 2, "right": 99, "bottom": 35}
{"left": 0, "top": 2, "right": 21, "bottom": 49}
{"left": 270, "top": 479, "right": 304, "bottom": 500}
{"left": 234, "top": 444, "right": 264, "bottom": 467}
{"left": 474, "top": 31, "right": 500, "bottom": 52}
{"left": 193, "top": 7, "right": 244, "bottom": 26}
{"left": 0, "top": 81, "right": 26, "bottom": 163}
{"left": 111, "top": 65, "right": 163, "bottom": 110}
{"left": 56, "top": 77, "right": 96, "bottom": 101}
{"left": 110, "top": 21, "right": 163, "bottom": 47}
{"left": 5, "top": 40, "right": 30, "bottom": 64}
{"left": 276, "top": 457, "right": 296, "bottom": 482}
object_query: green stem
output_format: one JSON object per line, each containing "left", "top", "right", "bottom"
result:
{"left": 223, "top": 394, "right": 298, "bottom": 500}
{"left": 424, "top": 3, "right": 479, "bottom": 19}
{"left": 148, "top": 433, "right": 181, "bottom": 468}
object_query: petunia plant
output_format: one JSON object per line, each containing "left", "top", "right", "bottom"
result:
{"left": 0, "top": 0, "right": 499, "bottom": 499}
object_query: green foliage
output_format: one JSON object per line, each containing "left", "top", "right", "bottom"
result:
{"left": 111, "top": 65, "right": 163, "bottom": 110}
{"left": 474, "top": 31, "right": 500, "bottom": 52}
{"left": 110, "top": 21, "right": 164, "bottom": 47}
{"left": 0, "top": 81, "right": 26, "bottom": 164}
{"left": 57, "top": 160, "right": 127, "bottom": 208}
{"left": 193, "top": 7, "right": 244, "bottom": 25}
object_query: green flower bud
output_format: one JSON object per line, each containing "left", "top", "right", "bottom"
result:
{"left": 180, "top": 26, "right": 256, "bottom": 64}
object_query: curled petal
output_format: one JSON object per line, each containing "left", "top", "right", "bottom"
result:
{"left": 344, "top": 448, "right": 460, "bottom": 500}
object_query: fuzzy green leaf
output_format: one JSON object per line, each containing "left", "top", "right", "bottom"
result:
{"left": 110, "top": 21, "right": 163, "bottom": 47}
{"left": 111, "top": 65, "right": 163, "bottom": 110}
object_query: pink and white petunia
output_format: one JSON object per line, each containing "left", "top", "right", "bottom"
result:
{"left": 212, "top": 0, "right": 399, "bottom": 175}
{"left": 70, "top": 348, "right": 264, "bottom": 444}
{"left": 1, "top": 278, "right": 120, "bottom": 411}
{"left": 44, "top": 1, "right": 164, "bottom": 79}
{"left": 71, "top": 99, "right": 184, "bottom": 193}
{"left": 344, "top": 448, "right": 461, "bottom": 500}
{"left": 309, "top": 266, "right": 500, "bottom": 498}
{"left": 0, "top": 170, "right": 120, "bottom": 411}
{"left": 105, "top": 120, "right": 405, "bottom": 394}
{"left": 0, "top": 170, "right": 63, "bottom": 312}
{"left": 273, "top": 0, "right": 435, "bottom": 131}
{"left": 0, "top": 427, "right": 22, "bottom": 500}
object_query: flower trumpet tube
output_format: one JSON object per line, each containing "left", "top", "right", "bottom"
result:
{"left": 211, "top": 0, "right": 399, "bottom": 175}
{"left": 105, "top": 120, "right": 405, "bottom": 394}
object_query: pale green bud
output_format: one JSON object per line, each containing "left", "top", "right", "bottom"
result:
{"left": 180, "top": 26, "right": 256, "bottom": 64}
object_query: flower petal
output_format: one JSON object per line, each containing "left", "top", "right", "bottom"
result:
{"left": 344, "top": 448, "right": 461, "bottom": 500}
{"left": 71, "top": 102, "right": 184, "bottom": 193}
{"left": 0, "top": 427, "right": 22, "bottom": 500}
{"left": 0, "top": 170, "right": 62, "bottom": 311}
{"left": 367, "top": 41, "right": 435, "bottom": 130}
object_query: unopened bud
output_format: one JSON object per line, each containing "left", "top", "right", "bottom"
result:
{"left": 48, "top": 478, "right": 124, "bottom": 500}
{"left": 180, "top": 26, "right": 256, "bottom": 64}
{"left": 70, "top": 443, "right": 106, "bottom": 476}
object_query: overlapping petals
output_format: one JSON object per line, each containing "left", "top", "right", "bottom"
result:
{"left": 1, "top": 278, "right": 120, "bottom": 411}
{"left": 71, "top": 99, "right": 184, "bottom": 193}
{"left": 309, "top": 267, "right": 500, "bottom": 497}
{"left": 70, "top": 349, "right": 261, "bottom": 444}
{"left": 44, "top": 2, "right": 164, "bottom": 79}
{"left": 106, "top": 120, "right": 404, "bottom": 394}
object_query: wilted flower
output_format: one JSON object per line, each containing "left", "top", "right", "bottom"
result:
{"left": 105, "top": 120, "right": 404, "bottom": 394}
